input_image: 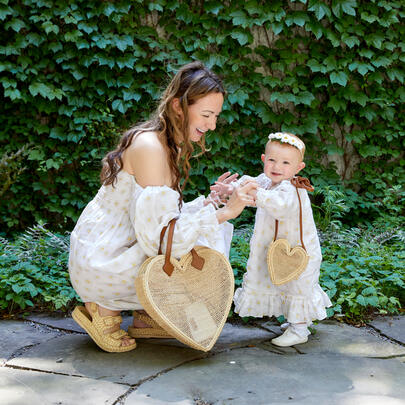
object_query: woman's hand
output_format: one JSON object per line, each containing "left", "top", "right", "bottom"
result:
{"left": 204, "top": 171, "right": 239, "bottom": 208}
{"left": 210, "top": 171, "right": 239, "bottom": 200}
{"left": 216, "top": 180, "right": 258, "bottom": 224}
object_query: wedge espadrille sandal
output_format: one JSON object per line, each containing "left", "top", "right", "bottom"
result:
{"left": 127, "top": 311, "right": 172, "bottom": 338}
{"left": 72, "top": 303, "right": 137, "bottom": 352}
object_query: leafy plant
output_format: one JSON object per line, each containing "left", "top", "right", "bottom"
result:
{"left": 320, "top": 225, "right": 404, "bottom": 322}
{"left": 311, "top": 186, "right": 349, "bottom": 231}
{"left": 0, "top": 223, "right": 79, "bottom": 315}
{"left": 229, "top": 225, "right": 253, "bottom": 287}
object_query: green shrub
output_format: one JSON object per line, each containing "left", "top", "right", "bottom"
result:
{"left": 0, "top": 223, "right": 79, "bottom": 315}
{"left": 230, "top": 225, "right": 253, "bottom": 288}
{"left": 320, "top": 225, "right": 404, "bottom": 322}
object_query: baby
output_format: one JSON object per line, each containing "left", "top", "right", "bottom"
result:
{"left": 231, "top": 132, "right": 331, "bottom": 346}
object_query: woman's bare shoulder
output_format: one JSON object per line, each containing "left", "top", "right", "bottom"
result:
{"left": 123, "top": 131, "right": 169, "bottom": 185}
{"left": 130, "top": 131, "right": 164, "bottom": 152}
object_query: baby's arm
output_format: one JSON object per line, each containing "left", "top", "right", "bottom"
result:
{"left": 256, "top": 183, "right": 300, "bottom": 220}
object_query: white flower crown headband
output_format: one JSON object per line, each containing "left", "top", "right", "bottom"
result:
{"left": 268, "top": 132, "right": 305, "bottom": 156}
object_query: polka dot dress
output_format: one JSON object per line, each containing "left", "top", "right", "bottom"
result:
{"left": 233, "top": 174, "right": 332, "bottom": 324}
{"left": 69, "top": 171, "right": 232, "bottom": 311}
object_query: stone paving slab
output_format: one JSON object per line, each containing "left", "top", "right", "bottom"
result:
{"left": 0, "top": 366, "right": 127, "bottom": 405}
{"left": 0, "top": 320, "right": 61, "bottom": 365}
{"left": 128, "top": 347, "right": 405, "bottom": 405}
{"left": 368, "top": 315, "right": 405, "bottom": 344}
{"left": 1, "top": 315, "right": 404, "bottom": 404}
{"left": 260, "top": 320, "right": 405, "bottom": 358}
{"left": 6, "top": 334, "right": 205, "bottom": 385}
{"left": 143, "top": 322, "right": 276, "bottom": 351}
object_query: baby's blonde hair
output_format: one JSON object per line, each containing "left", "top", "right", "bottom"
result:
{"left": 266, "top": 132, "right": 306, "bottom": 159}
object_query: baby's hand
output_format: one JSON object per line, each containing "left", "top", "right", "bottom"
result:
{"left": 235, "top": 179, "right": 258, "bottom": 207}
{"left": 247, "top": 188, "right": 257, "bottom": 199}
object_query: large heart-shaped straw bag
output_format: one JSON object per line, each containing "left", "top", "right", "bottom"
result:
{"left": 135, "top": 218, "right": 234, "bottom": 351}
{"left": 267, "top": 177, "right": 314, "bottom": 286}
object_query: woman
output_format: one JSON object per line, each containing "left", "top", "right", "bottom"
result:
{"left": 69, "top": 61, "right": 257, "bottom": 352}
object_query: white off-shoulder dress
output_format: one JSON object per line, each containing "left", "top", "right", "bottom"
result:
{"left": 233, "top": 174, "right": 331, "bottom": 324}
{"left": 69, "top": 170, "right": 233, "bottom": 311}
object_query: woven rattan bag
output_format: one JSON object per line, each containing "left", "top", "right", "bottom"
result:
{"left": 267, "top": 177, "right": 314, "bottom": 286}
{"left": 135, "top": 218, "right": 234, "bottom": 351}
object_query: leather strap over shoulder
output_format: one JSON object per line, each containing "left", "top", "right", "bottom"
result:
{"left": 273, "top": 177, "right": 314, "bottom": 251}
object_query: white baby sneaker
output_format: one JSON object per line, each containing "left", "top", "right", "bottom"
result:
{"left": 271, "top": 327, "right": 308, "bottom": 347}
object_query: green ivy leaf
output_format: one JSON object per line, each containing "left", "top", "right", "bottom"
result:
{"left": 341, "top": 0, "right": 357, "bottom": 16}
{"left": 0, "top": 5, "right": 13, "bottom": 21}
{"left": 112, "top": 99, "right": 128, "bottom": 113}
{"left": 45, "top": 158, "right": 61, "bottom": 170}
{"left": 29, "top": 82, "right": 53, "bottom": 99}
{"left": 148, "top": 2, "right": 164, "bottom": 12}
{"left": 271, "top": 22, "right": 284, "bottom": 35}
{"left": 307, "top": 59, "right": 322, "bottom": 73}
{"left": 367, "top": 34, "right": 384, "bottom": 49}
{"left": 50, "top": 127, "right": 65, "bottom": 140}
{"left": 42, "top": 21, "right": 59, "bottom": 35}
{"left": 5, "top": 18, "right": 26, "bottom": 32}
{"left": 204, "top": 2, "right": 224, "bottom": 15}
{"left": 115, "top": 35, "right": 134, "bottom": 51}
{"left": 64, "top": 30, "right": 83, "bottom": 42}
{"left": 308, "top": 1, "right": 331, "bottom": 19}
{"left": 371, "top": 56, "right": 392, "bottom": 68}
{"left": 358, "top": 49, "right": 374, "bottom": 59}
{"left": 310, "top": 27, "right": 325, "bottom": 42}
{"left": 4, "top": 88, "right": 21, "bottom": 100}
{"left": 348, "top": 61, "right": 374, "bottom": 75}
{"left": 327, "top": 95, "right": 346, "bottom": 113}
{"left": 228, "top": 89, "right": 249, "bottom": 106}
{"left": 330, "top": 71, "right": 348, "bottom": 86}
{"left": 78, "top": 21, "right": 97, "bottom": 34}
{"left": 387, "top": 68, "right": 403, "bottom": 83}
{"left": 270, "top": 92, "right": 296, "bottom": 104}
{"left": 230, "top": 30, "right": 250, "bottom": 45}
{"left": 360, "top": 11, "right": 378, "bottom": 23}
{"left": 296, "top": 91, "right": 315, "bottom": 106}
{"left": 342, "top": 34, "right": 360, "bottom": 48}
{"left": 347, "top": 90, "right": 368, "bottom": 106}
{"left": 1, "top": 77, "right": 16, "bottom": 89}
{"left": 230, "top": 10, "right": 249, "bottom": 27}
{"left": 122, "top": 90, "right": 142, "bottom": 102}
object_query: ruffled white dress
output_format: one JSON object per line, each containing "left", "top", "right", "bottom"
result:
{"left": 233, "top": 174, "right": 331, "bottom": 324}
{"left": 69, "top": 170, "right": 233, "bottom": 311}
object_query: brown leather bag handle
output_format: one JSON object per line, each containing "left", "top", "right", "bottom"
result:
{"left": 273, "top": 185, "right": 306, "bottom": 251}
{"left": 158, "top": 218, "right": 205, "bottom": 276}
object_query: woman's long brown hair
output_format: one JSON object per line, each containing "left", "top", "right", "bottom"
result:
{"left": 100, "top": 61, "right": 225, "bottom": 203}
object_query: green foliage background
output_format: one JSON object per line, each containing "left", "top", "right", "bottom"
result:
{"left": 0, "top": 0, "right": 404, "bottom": 233}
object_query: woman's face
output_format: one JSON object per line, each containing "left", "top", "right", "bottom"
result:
{"left": 186, "top": 92, "right": 224, "bottom": 142}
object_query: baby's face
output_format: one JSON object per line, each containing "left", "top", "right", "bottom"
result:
{"left": 261, "top": 142, "right": 305, "bottom": 185}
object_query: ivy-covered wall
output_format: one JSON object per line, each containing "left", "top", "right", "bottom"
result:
{"left": 0, "top": 0, "right": 404, "bottom": 234}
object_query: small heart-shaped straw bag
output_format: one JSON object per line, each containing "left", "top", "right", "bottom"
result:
{"left": 135, "top": 218, "right": 234, "bottom": 351}
{"left": 267, "top": 177, "right": 314, "bottom": 286}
